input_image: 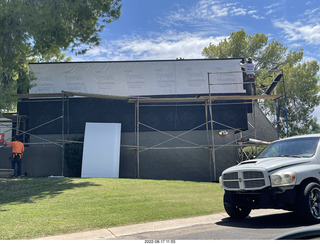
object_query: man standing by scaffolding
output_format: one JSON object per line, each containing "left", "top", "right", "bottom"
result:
{"left": 4, "top": 137, "right": 24, "bottom": 178}
{"left": 240, "top": 57, "right": 256, "bottom": 95}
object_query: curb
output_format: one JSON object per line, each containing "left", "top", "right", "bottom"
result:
{"left": 35, "top": 209, "right": 287, "bottom": 240}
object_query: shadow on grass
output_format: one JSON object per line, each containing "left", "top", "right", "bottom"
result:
{"left": 0, "top": 177, "right": 100, "bottom": 205}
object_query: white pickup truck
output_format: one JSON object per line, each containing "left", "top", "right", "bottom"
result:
{"left": 220, "top": 134, "right": 320, "bottom": 223}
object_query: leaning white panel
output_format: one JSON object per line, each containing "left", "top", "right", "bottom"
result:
{"left": 81, "top": 123, "right": 121, "bottom": 178}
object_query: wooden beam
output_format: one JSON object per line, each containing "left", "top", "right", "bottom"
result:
{"left": 14, "top": 92, "right": 282, "bottom": 103}
{"left": 128, "top": 94, "right": 282, "bottom": 103}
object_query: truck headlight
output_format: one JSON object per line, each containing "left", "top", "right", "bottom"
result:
{"left": 270, "top": 171, "right": 296, "bottom": 187}
{"left": 219, "top": 176, "right": 222, "bottom": 188}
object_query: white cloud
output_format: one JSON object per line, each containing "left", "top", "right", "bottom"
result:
{"left": 251, "top": 14, "right": 265, "bottom": 20}
{"left": 230, "top": 7, "right": 246, "bottom": 16}
{"left": 158, "top": 0, "right": 261, "bottom": 28}
{"left": 72, "top": 32, "right": 226, "bottom": 61}
{"left": 264, "top": 2, "right": 282, "bottom": 15}
{"left": 273, "top": 4, "right": 320, "bottom": 46}
{"left": 274, "top": 20, "right": 320, "bottom": 45}
{"left": 304, "top": 7, "right": 320, "bottom": 23}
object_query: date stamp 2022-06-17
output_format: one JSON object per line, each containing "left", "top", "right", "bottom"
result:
{"left": 145, "top": 240, "right": 176, "bottom": 244}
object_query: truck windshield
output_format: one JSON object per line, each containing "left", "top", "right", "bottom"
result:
{"left": 256, "top": 137, "right": 320, "bottom": 158}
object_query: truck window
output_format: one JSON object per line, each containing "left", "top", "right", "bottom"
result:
{"left": 256, "top": 137, "right": 320, "bottom": 158}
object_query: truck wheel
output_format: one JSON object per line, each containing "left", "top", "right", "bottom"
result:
{"left": 223, "top": 192, "right": 251, "bottom": 219}
{"left": 297, "top": 182, "right": 320, "bottom": 223}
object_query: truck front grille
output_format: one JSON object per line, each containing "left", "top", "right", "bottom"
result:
{"left": 222, "top": 170, "right": 267, "bottom": 190}
{"left": 244, "top": 179, "right": 265, "bottom": 188}
{"left": 243, "top": 171, "right": 264, "bottom": 179}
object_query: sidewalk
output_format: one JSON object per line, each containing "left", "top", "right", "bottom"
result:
{"left": 35, "top": 209, "right": 286, "bottom": 240}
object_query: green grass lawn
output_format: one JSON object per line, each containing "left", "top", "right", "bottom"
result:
{"left": 0, "top": 177, "right": 224, "bottom": 240}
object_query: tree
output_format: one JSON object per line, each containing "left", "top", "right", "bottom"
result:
{"left": 279, "top": 61, "right": 320, "bottom": 136}
{"left": 0, "top": 0, "right": 122, "bottom": 112}
{"left": 202, "top": 29, "right": 320, "bottom": 137}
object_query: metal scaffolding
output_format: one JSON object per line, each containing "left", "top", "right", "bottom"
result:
{"left": 1, "top": 68, "right": 288, "bottom": 180}
{"left": 129, "top": 68, "right": 287, "bottom": 182}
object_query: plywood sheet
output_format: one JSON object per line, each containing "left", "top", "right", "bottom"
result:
{"left": 81, "top": 123, "right": 121, "bottom": 178}
{"left": 29, "top": 59, "right": 245, "bottom": 96}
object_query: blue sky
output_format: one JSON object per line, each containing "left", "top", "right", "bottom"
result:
{"left": 72, "top": 0, "right": 320, "bottom": 63}
{"left": 71, "top": 0, "right": 320, "bottom": 119}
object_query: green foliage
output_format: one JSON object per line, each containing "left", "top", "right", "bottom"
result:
{"left": 202, "top": 29, "right": 320, "bottom": 137}
{"left": 23, "top": 0, "right": 122, "bottom": 56}
{"left": 280, "top": 61, "right": 320, "bottom": 136}
{"left": 0, "top": 0, "right": 122, "bottom": 111}
{"left": 241, "top": 145, "right": 266, "bottom": 161}
{"left": 0, "top": 177, "right": 223, "bottom": 239}
{"left": 202, "top": 29, "right": 268, "bottom": 60}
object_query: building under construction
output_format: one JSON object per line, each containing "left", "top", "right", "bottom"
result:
{"left": 0, "top": 58, "right": 285, "bottom": 181}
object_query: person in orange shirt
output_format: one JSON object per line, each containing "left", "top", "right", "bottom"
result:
{"left": 5, "top": 137, "right": 24, "bottom": 178}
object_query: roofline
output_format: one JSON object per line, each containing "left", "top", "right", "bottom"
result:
{"left": 28, "top": 58, "right": 244, "bottom": 65}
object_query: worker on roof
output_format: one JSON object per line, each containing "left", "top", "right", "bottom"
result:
{"left": 240, "top": 57, "right": 256, "bottom": 95}
{"left": 5, "top": 136, "right": 24, "bottom": 178}
{"left": 240, "top": 57, "right": 255, "bottom": 76}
